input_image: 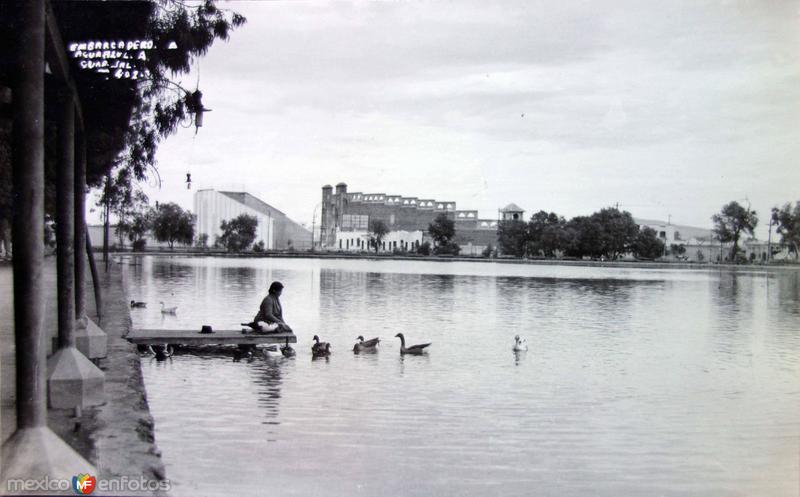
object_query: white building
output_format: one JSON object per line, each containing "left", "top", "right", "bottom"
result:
{"left": 195, "top": 189, "right": 311, "bottom": 250}
{"left": 334, "top": 229, "right": 424, "bottom": 253}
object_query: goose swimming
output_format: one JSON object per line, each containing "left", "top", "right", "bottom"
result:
{"left": 147, "top": 344, "right": 173, "bottom": 361}
{"left": 395, "top": 333, "right": 431, "bottom": 355}
{"left": 312, "top": 335, "right": 331, "bottom": 357}
{"left": 513, "top": 335, "right": 528, "bottom": 352}
{"left": 130, "top": 300, "right": 147, "bottom": 308}
{"left": 353, "top": 335, "right": 380, "bottom": 353}
{"left": 160, "top": 301, "right": 177, "bottom": 314}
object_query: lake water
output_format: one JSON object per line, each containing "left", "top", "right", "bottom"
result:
{"left": 126, "top": 255, "right": 800, "bottom": 497}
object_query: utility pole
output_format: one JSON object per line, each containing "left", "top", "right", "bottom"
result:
{"left": 767, "top": 215, "right": 773, "bottom": 263}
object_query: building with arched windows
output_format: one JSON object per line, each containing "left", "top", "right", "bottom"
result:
{"left": 319, "top": 182, "right": 506, "bottom": 255}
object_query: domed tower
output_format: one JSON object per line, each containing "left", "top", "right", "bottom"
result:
{"left": 499, "top": 203, "right": 525, "bottom": 222}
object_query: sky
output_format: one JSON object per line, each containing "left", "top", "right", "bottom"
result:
{"left": 101, "top": 0, "right": 800, "bottom": 239}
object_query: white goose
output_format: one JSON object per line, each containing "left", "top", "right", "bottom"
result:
{"left": 160, "top": 301, "right": 178, "bottom": 314}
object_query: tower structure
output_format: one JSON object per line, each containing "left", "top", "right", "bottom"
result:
{"left": 499, "top": 203, "right": 525, "bottom": 222}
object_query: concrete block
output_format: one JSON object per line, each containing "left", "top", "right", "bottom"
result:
{"left": 75, "top": 316, "right": 107, "bottom": 359}
{"left": 47, "top": 347, "right": 104, "bottom": 409}
{"left": 1, "top": 426, "right": 96, "bottom": 493}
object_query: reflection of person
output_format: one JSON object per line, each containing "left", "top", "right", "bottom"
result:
{"left": 254, "top": 281, "right": 292, "bottom": 333}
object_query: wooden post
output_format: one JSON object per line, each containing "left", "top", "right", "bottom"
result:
{"left": 74, "top": 132, "right": 87, "bottom": 317}
{"left": 10, "top": 0, "right": 47, "bottom": 430}
{"left": 46, "top": 91, "right": 104, "bottom": 407}
{"left": 73, "top": 132, "right": 107, "bottom": 358}
{"left": 103, "top": 170, "right": 110, "bottom": 270}
{"left": 2, "top": 0, "right": 96, "bottom": 485}
{"left": 86, "top": 228, "right": 103, "bottom": 318}
{"left": 55, "top": 90, "right": 76, "bottom": 349}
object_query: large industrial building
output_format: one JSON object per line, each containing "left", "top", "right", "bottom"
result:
{"left": 195, "top": 189, "right": 311, "bottom": 250}
{"left": 319, "top": 182, "right": 522, "bottom": 255}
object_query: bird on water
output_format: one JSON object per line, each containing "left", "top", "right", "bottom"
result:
{"left": 353, "top": 335, "right": 380, "bottom": 353}
{"left": 395, "top": 333, "right": 431, "bottom": 355}
{"left": 312, "top": 335, "right": 331, "bottom": 357}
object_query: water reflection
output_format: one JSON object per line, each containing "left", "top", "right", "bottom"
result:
{"left": 133, "top": 256, "right": 800, "bottom": 497}
{"left": 249, "top": 356, "right": 284, "bottom": 427}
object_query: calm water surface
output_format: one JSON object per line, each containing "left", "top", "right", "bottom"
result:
{"left": 126, "top": 256, "right": 800, "bottom": 497}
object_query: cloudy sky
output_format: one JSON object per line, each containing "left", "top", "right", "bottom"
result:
{"left": 131, "top": 0, "right": 799, "bottom": 238}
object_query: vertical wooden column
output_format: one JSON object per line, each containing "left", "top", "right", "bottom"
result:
{"left": 86, "top": 229, "right": 103, "bottom": 318}
{"left": 55, "top": 91, "right": 76, "bottom": 349}
{"left": 73, "top": 130, "right": 107, "bottom": 358}
{"left": 2, "top": 0, "right": 96, "bottom": 485}
{"left": 9, "top": 0, "right": 47, "bottom": 431}
{"left": 46, "top": 93, "right": 104, "bottom": 409}
{"left": 74, "top": 132, "right": 87, "bottom": 318}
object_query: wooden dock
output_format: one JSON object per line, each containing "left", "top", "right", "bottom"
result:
{"left": 125, "top": 329, "right": 297, "bottom": 346}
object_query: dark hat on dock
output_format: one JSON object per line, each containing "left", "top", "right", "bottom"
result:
{"left": 200, "top": 325, "right": 214, "bottom": 334}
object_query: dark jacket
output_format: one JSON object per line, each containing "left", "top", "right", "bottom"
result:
{"left": 255, "top": 294, "right": 283, "bottom": 324}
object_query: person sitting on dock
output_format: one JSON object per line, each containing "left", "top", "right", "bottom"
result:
{"left": 253, "top": 281, "right": 292, "bottom": 333}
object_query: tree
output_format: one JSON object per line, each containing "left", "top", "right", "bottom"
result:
{"left": 669, "top": 243, "right": 687, "bottom": 259}
{"left": 417, "top": 241, "right": 431, "bottom": 256}
{"left": 772, "top": 202, "right": 800, "bottom": 259}
{"left": 195, "top": 233, "right": 209, "bottom": 249}
{"left": 528, "top": 211, "right": 567, "bottom": 257}
{"left": 151, "top": 202, "right": 194, "bottom": 249}
{"left": 633, "top": 227, "right": 665, "bottom": 259}
{"left": 127, "top": 209, "right": 152, "bottom": 251}
{"left": 540, "top": 222, "right": 573, "bottom": 258}
{"left": 712, "top": 201, "right": 758, "bottom": 261}
{"left": 497, "top": 219, "right": 528, "bottom": 257}
{"left": 428, "top": 213, "right": 456, "bottom": 250}
{"left": 96, "top": 167, "right": 150, "bottom": 247}
{"left": 217, "top": 213, "right": 258, "bottom": 252}
{"left": 368, "top": 219, "right": 390, "bottom": 253}
{"left": 591, "top": 207, "right": 639, "bottom": 260}
{"left": 564, "top": 215, "right": 602, "bottom": 259}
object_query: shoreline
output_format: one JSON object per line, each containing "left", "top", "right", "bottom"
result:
{"left": 102, "top": 249, "right": 800, "bottom": 273}
{"left": 0, "top": 257, "right": 166, "bottom": 495}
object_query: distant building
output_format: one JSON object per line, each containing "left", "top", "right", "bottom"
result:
{"left": 320, "top": 182, "right": 505, "bottom": 255}
{"left": 634, "top": 217, "right": 714, "bottom": 247}
{"left": 499, "top": 203, "right": 525, "bottom": 222}
{"left": 195, "top": 189, "right": 311, "bottom": 250}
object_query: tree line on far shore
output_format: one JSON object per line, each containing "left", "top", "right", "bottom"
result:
{"left": 49, "top": 190, "right": 800, "bottom": 262}
{"left": 495, "top": 207, "right": 665, "bottom": 260}
{"left": 492, "top": 200, "right": 800, "bottom": 262}
{"left": 113, "top": 197, "right": 264, "bottom": 252}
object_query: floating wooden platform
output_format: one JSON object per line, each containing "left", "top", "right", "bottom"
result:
{"left": 126, "top": 329, "right": 297, "bottom": 346}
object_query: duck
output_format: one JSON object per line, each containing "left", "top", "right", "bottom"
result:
{"left": 130, "top": 300, "right": 147, "bottom": 308}
{"left": 280, "top": 344, "right": 296, "bottom": 358}
{"left": 159, "top": 301, "right": 178, "bottom": 314}
{"left": 395, "top": 333, "right": 431, "bottom": 355}
{"left": 147, "top": 344, "right": 173, "bottom": 361}
{"left": 233, "top": 345, "right": 254, "bottom": 362}
{"left": 311, "top": 335, "right": 331, "bottom": 357}
{"left": 513, "top": 335, "right": 528, "bottom": 352}
{"left": 353, "top": 335, "right": 380, "bottom": 353}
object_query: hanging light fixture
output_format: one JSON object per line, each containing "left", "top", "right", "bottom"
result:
{"left": 187, "top": 89, "right": 211, "bottom": 131}
{"left": 186, "top": 172, "right": 192, "bottom": 190}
